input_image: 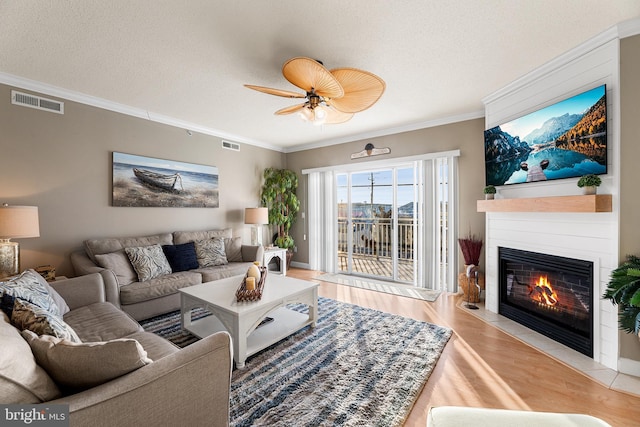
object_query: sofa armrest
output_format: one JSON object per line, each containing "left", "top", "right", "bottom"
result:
{"left": 51, "top": 332, "right": 233, "bottom": 427}
{"left": 241, "top": 244, "right": 264, "bottom": 263}
{"left": 49, "top": 273, "right": 107, "bottom": 310}
{"left": 70, "top": 250, "right": 103, "bottom": 276}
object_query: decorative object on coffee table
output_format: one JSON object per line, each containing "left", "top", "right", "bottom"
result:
{"left": 236, "top": 266, "right": 267, "bottom": 302}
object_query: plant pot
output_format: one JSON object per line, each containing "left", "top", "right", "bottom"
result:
{"left": 583, "top": 186, "right": 597, "bottom": 195}
{"left": 485, "top": 194, "right": 494, "bottom": 200}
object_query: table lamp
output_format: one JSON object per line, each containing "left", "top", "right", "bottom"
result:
{"left": 0, "top": 204, "right": 40, "bottom": 279}
{"left": 244, "top": 207, "right": 268, "bottom": 246}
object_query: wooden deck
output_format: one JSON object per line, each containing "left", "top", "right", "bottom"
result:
{"left": 338, "top": 252, "right": 414, "bottom": 282}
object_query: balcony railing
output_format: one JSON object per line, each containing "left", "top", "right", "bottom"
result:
{"left": 337, "top": 217, "right": 415, "bottom": 282}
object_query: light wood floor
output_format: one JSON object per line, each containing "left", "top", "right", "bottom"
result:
{"left": 287, "top": 268, "right": 640, "bottom": 427}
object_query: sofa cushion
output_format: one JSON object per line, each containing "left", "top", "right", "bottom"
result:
{"left": 197, "top": 262, "right": 254, "bottom": 283}
{"left": 95, "top": 250, "right": 138, "bottom": 286}
{"left": 173, "top": 228, "right": 232, "bottom": 245}
{"left": 162, "top": 242, "right": 199, "bottom": 272}
{"left": 0, "top": 269, "right": 68, "bottom": 316}
{"left": 0, "top": 312, "right": 61, "bottom": 403}
{"left": 119, "top": 271, "right": 202, "bottom": 305}
{"left": 63, "top": 302, "right": 142, "bottom": 342}
{"left": 22, "top": 330, "right": 153, "bottom": 391}
{"left": 126, "top": 331, "right": 180, "bottom": 360}
{"left": 11, "top": 299, "right": 81, "bottom": 343}
{"left": 224, "top": 237, "right": 243, "bottom": 262}
{"left": 84, "top": 232, "right": 174, "bottom": 263}
{"left": 125, "top": 244, "right": 172, "bottom": 282}
{"left": 194, "top": 238, "right": 228, "bottom": 267}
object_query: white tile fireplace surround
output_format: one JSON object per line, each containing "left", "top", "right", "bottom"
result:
{"left": 482, "top": 206, "right": 619, "bottom": 370}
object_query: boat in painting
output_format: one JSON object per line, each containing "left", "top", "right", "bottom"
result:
{"left": 133, "top": 168, "right": 183, "bottom": 191}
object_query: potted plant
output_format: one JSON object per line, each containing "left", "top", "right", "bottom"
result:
{"left": 260, "top": 168, "right": 300, "bottom": 269}
{"left": 577, "top": 174, "right": 602, "bottom": 195}
{"left": 483, "top": 185, "right": 496, "bottom": 200}
{"left": 603, "top": 255, "right": 640, "bottom": 336}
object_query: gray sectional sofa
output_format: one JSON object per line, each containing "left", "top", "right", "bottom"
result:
{"left": 1, "top": 270, "right": 232, "bottom": 427}
{"left": 71, "top": 229, "right": 263, "bottom": 320}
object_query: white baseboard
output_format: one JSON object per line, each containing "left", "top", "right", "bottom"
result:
{"left": 290, "top": 261, "right": 310, "bottom": 270}
{"left": 618, "top": 357, "right": 640, "bottom": 377}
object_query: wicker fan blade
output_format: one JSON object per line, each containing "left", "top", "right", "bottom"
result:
{"left": 274, "top": 103, "right": 307, "bottom": 115}
{"left": 324, "top": 107, "right": 354, "bottom": 124}
{"left": 328, "top": 68, "right": 385, "bottom": 113}
{"left": 282, "top": 57, "right": 344, "bottom": 99}
{"left": 244, "top": 84, "right": 306, "bottom": 98}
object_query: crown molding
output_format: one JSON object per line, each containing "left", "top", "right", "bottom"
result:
{"left": 483, "top": 18, "right": 640, "bottom": 105}
{"left": 0, "top": 72, "right": 283, "bottom": 152}
{"left": 284, "top": 110, "right": 484, "bottom": 153}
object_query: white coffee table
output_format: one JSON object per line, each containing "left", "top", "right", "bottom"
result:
{"left": 179, "top": 273, "right": 319, "bottom": 368}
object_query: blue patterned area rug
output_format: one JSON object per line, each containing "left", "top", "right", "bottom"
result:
{"left": 140, "top": 297, "right": 452, "bottom": 426}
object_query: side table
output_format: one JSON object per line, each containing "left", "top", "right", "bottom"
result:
{"left": 263, "top": 247, "right": 287, "bottom": 276}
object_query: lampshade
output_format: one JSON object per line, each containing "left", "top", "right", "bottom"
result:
{"left": 0, "top": 205, "right": 40, "bottom": 238}
{"left": 244, "top": 207, "right": 268, "bottom": 225}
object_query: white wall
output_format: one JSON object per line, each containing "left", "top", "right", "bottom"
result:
{"left": 482, "top": 35, "right": 620, "bottom": 369}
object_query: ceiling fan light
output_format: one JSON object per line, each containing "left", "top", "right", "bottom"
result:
{"left": 299, "top": 107, "right": 313, "bottom": 122}
{"left": 313, "top": 107, "right": 327, "bottom": 125}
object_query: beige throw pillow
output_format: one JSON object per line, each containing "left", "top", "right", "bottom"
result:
{"left": 21, "top": 330, "right": 153, "bottom": 390}
{"left": 224, "top": 237, "right": 243, "bottom": 262}
{"left": 95, "top": 250, "right": 138, "bottom": 285}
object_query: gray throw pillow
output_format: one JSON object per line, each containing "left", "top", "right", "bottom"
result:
{"left": 224, "top": 237, "right": 243, "bottom": 262}
{"left": 124, "top": 244, "right": 172, "bottom": 282}
{"left": 194, "top": 238, "right": 228, "bottom": 267}
{"left": 95, "top": 250, "right": 138, "bottom": 285}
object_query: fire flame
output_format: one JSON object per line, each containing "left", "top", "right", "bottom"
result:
{"left": 530, "top": 276, "right": 558, "bottom": 306}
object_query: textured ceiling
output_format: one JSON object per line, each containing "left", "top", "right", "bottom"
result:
{"left": 1, "top": 1, "right": 639, "bottom": 151}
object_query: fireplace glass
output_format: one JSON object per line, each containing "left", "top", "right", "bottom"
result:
{"left": 499, "top": 247, "right": 593, "bottom": 357}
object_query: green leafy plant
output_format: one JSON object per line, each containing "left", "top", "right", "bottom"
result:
{"left": 483, "top": 185, "right": 496, "bottom": 195}
{"left": 603, "top": 255, "right": 640, "bottom": 333}
{"left": 577, "top": 174, "right": 602, "bottom": 188}
{"left": 260, "top": 168, "right": 300, "bottom": 251}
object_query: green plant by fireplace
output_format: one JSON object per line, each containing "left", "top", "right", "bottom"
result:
{"left": 603, "top": 255, "right": 640, "bottom": 333}
{"left": 260, "top": 168, "right": 300, "bottom": 251}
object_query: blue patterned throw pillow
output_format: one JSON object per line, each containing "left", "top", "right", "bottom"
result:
{"left": 194, "top": 238, "right": 228, "bottom": 267}
{"left": 0, "top": 269, "right": 64, "bottom": 316}
{"left": 125, "top": 244, "right": 172, "bottom": 282}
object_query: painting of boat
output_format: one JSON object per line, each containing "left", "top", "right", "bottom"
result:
{"left": 133, "top": 168, "right": 183, "bottom": 191}
{"left": 112, "top": 152, "right": 219, "bottom": 208}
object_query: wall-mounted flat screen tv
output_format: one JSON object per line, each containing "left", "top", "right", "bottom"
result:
{"left": 484, "top": 84, "right": 607, "bottom": 186}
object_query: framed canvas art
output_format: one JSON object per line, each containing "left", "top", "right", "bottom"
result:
{"left": 112, "top": 152, "right": 219, "bottom": 208}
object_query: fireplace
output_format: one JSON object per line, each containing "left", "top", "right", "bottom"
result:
{"left": 498, "top": 247, "right": 593, "bottom": 357}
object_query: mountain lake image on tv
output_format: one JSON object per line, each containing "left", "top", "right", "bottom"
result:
{"left": 484, "top": 85, "right": 606, "bottom": 186}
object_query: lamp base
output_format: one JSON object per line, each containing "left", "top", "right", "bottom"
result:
{"left": 0, "top": 239, "right": 19, "bottom": 279}
{"left": 251, "top": 225, "right": 263, "bottom": 246}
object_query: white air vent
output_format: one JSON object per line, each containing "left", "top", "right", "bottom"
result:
{"left": 222, "top": 140, "right": 240, "bottom": 151}
{"left": 11, "top": 90, "right": 64, "bottom": 114}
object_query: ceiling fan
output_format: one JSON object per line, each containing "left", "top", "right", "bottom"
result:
{"left": 245, "top": 57, "right": 385, "bottom": 125}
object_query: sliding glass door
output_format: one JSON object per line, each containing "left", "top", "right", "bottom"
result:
{"left": 337, "top": 166, "right": 417, "bottom": 283}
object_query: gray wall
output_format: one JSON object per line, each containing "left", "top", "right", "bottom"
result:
{"left": 1, "top": 83, "right": 284, "bottom": 276}
{"left": 619, "top": 34, "right": 640, "bottom": 361}
{"left": 285, "top": 118, "right": 486, "bottom": 272}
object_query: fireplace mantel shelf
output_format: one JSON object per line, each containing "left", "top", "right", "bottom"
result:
{"left": 477, "top": 194, "right": 612, "bottom": 213}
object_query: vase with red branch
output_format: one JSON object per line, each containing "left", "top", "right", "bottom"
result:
{"left": 458, "top": 234, "right": 484, "bottom": 305}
